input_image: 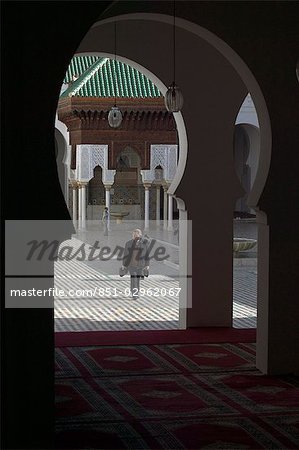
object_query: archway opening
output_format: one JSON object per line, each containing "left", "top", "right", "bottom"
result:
{"left": 54, "top": 52, "right": 184, "bottom": 333}
{"left": 232, "top": 94, "right": 260, "bottom": 328}
{"left": 54, "top": 12, "right": 271, "bottom": 349}
{"left": 112, "top": 146, "right": 143, "bottom": 220}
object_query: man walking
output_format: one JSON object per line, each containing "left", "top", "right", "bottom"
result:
{"left": 121, "top": 229, "right": 150, "bottom": 299}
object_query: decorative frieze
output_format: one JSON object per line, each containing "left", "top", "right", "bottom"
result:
{"left": 57, "top": 97, "right": 176, "bottom": 132}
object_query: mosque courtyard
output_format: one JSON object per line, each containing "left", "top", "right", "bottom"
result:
{"left": 54, "top": 219, "right": 257, "bottom": 332}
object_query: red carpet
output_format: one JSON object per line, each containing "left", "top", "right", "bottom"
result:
{"left": 55, "top": 340, "right": 299, "bottom": 449}
{"left": 55, "top": 327, "right": 256, "bottom": 347}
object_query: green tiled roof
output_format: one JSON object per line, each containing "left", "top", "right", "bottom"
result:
{"left": 61, "top": 55, "right": 161, "bottom": 98}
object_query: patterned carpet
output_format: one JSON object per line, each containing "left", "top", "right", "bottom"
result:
{"left": 55, "top": 341, "right": 299, "bottom": 449}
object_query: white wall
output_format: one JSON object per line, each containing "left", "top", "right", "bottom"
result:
{"left": 236, "top": 94, "right": 259, "bottom": 128}
{"left": 55, "top": 116, "right": 71, "bottom": 205}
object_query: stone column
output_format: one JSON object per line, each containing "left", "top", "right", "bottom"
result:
{"left": 163, "top": 185, "right": 168, "bottom": 229}
{"left": 144, "top": 184, "right": 151, "bottom": 230}
{"left": 156, "top": 185, "right": 161, "bottom": 226}
{"left": 105, "top": 186, "right": 111, "bottom": 209}
{"left": 104, "top": 185, "right": 111, "bottom": 230}
{"left": 77, "top": 182, "right": 82, "bottom": 229}
{"left": 81, "top": 182, "right": 87, "bottom": 230}
{"left": 71, "top": 181, "right": 78, "bottom": 226}
{"left": 168, "top": 194, "right": 174, "bottom": 231}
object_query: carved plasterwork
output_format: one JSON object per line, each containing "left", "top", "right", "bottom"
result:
{"left": 76, "top": 144, "right": 116, "bottom": 184}
{"left": 76, "top": 144, "right": 177, "bottom": 185}
{"left": 166, "top": 145, "right": 178, "bottom": 181}
{"left": 140, "top": 144, "right": 178, "bottom": 183}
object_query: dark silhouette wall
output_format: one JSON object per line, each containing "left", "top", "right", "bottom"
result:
{"left": 2, "top": 3, "right": 110, "bottom": 449}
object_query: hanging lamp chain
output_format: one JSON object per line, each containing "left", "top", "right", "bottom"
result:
{"left": 164, "top": 0, "right": 183, "bottom": 112}
{"left": 173, "top": 0, "right": 176, "bottom": 86}
{"left": 108, "top": 21, "right": 123, "bottom": 128}
{"left": 114, "top": 21, "right": 117, "bottom": 106}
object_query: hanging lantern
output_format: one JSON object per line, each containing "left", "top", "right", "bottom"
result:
{"left": 164, "top": 1, "right": 184, "bottom": 113}
{"left": 108, "top": 22, "right": 123, "bottom": 128}
{"left": 108, "top": 105, "right": 123, "bottom": 128}
{"left": 165, "top": 81, "right": 184, "bottom": 112}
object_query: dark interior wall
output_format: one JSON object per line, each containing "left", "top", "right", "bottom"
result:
{"left": 1, "top": 1, "right": 299, "bottom": 449}
{"left": 1, "top": 3, "right": 111, "bottom": 449}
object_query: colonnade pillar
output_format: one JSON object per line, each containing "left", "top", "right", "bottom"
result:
{"left": 163, "top": 185, "right": 168, "bottom": 229}
{"left": 77, "top": 181, "right": 87, "bottom": 230}
{"left": 168, "top": 194, "right": 174, "bottom": 231}
{"left": 104, "top": 185, "right": 111, "bottom": 230}
{"left": 81, "top": 182, "right": 87, "bottom": 230}
{"left": 105, "top": 186, "right": 111, "bottom": 209}
{"left": 156, "top": 185, "right": 161, "bottom": 226}
{"left": 144, "top": 184, "right": 151, "bottom": 230}
{"left": 78, "top": 182, "right": 82, "bottom": 228}
{"left": 71, "top": 181, "right": 78, "bottom": 227}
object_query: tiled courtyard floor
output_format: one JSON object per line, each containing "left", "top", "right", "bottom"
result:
{"left": 54, "top": 221, "right": 257, "bottom": 332}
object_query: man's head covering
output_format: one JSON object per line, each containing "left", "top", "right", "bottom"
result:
{"left": 132, "top": 229, "right": 142, "bottom": 239}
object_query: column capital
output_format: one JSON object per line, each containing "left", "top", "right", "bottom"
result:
{"left": 69, "top": 180, "right": 79, "bottom": 189}
{"left": 77, "top": 181, "right": 88, "bottom": 188}
{"left": 143, "top": 183, "right": 152, "bottom": 190}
